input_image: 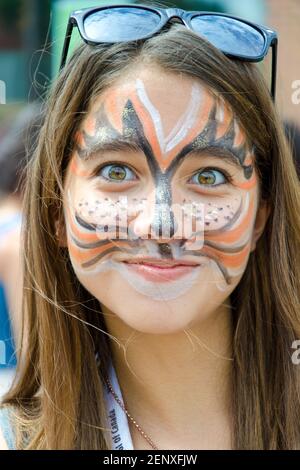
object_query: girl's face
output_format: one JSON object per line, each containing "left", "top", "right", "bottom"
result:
{"left": 62, "top": 65, "right": 265, "bottom": 334}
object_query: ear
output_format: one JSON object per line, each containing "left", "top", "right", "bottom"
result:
{"left": 55, "top": 217, "right": 68, "bottom": 248}
{"left": 250, "top": 199, "right": 271, "bottom": 252}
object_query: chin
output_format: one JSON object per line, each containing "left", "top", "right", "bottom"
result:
{"left": 100, "top": 292, "right": 213, "bottom": 335}
{"left": 78, "top": 268, "right": 233, "bottom": 334}
{"left": 108, "top": 310, "right": 195, "bottom": 335}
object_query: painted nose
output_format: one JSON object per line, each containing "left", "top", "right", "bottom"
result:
{"left": 131, "top": 197, "right": 177, "bottom": 241}
{"left": 132, "top": 202, "right": 177, "bottom": 241}
{"left": 151, "top": 174, "right": 178, "bottom": 239}
{"left": 151, "top": 203, "right": 176, "bottom": 239}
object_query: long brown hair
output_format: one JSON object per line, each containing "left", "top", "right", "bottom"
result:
{"left": 1, "top": 21, "right": 300, "bottom": 449}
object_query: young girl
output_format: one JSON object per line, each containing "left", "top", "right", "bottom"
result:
{"left": 0, "top": 5, "right": 300, "bottom": 450}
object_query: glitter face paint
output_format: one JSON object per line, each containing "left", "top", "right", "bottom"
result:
{"left": 63, "top": 67, "right": 259, "bottom": 309}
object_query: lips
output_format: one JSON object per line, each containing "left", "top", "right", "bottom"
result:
{"left": 122, "top": 258, "right": 201, "bottom": 282}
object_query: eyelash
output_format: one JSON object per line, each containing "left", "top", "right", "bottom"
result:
{"left": 188, "top": 167, "right": 233, "bottom": 188}
{"left": 93, "top": 162, "right": 138, "bottom": 182}
{"left": 93, "top": 163, "right": 233, "bottom": 188}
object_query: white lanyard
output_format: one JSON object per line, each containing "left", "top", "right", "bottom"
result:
{"left": 103, "top": 359, "right": 134, "bottom": 450}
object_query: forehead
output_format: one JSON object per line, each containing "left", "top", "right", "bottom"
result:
{"left": 73, "top": 66, "right": 252, "bottom": 175}
{"left": 85, "top": 66, "right": 239, "bottom": 135}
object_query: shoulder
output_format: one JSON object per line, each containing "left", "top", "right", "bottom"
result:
{"left": 0, "top": 406, "right": 16, "bottom": 450}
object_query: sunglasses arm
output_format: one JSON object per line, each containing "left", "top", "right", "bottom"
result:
{"left": 270, "top": 39, "right": 278, "bottom": 102}
{"left": 60, "top": 19, "right": 74, "bottom": 71}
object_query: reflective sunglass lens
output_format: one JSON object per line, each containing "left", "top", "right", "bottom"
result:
{"left": 84, "top": 7, "right": 161, "bottom": 42}
{"left": 190, "top": 15, "right": 265, "bottom": 58}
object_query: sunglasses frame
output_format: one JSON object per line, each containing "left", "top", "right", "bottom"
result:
{"left": 60, "top": 3, "right": 278, "bottom": 100}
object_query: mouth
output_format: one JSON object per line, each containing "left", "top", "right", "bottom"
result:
{"left": 121, "top": 258, "right": 201, "bottom": 282}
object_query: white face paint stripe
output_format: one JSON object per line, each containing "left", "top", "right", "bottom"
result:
{"left": 65, "top": 188, "right": 75, "bottom": 225}
{"left": 135, "top": 79, "right": 203, "bottom": 156}
{"left": 215, "top": 98, "right": 225, "bottom": 122}
{"left": 233, "top": 118, "right": 243, "bottom": 138}
{"left": 230, "top": 192, "right": 250, "bottom": 231}
{"left": 165, "top": 83, "right": 203, "bottom": 152}
{"left": 72, "top": 257, "right": 203, "bottom": 301}
{"left": 135, "top": 78, "right": 165, "bottom": 153}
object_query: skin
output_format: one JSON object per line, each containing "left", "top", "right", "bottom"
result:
{"left": 60, "top": 64, "right": 269, "bottom": 449}
{"left": 0, "top": 195, "right": 22, "bottom": 354}
{"left": 0, "top": 428, "right": 8, "bottom": 450}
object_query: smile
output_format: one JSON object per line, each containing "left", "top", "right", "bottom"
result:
{"left": 122, "top": 259, "right": 201, "bottom": 282}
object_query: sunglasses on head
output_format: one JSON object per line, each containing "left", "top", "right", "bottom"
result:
{"left": 60, "top": 3, "right": 278, "bottom": 100}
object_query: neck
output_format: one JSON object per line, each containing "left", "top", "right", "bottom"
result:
{"left": 103, "top": 301, "right": 234, "bottom": 449}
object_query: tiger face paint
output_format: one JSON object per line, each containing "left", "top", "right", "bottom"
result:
{"left": 62, "top": 66, "right": 261, "bottom": 333}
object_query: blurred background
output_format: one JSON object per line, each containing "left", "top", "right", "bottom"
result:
{"left": 0, "top": 0, "right": 299, "bottom": 397}
{"left": 0, "top": 0, "right": 299, "bottom": 127}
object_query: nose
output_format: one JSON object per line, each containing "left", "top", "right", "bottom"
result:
{"left": 151, "top": 203, "right": 176, "bottom": 238}
{"left": 131, "top": 193, "right": 178, "bottom": 241}
{"left": 132, "top": 202, "right": 177, "bottom": 241}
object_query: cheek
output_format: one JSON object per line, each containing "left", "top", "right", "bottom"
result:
{"left": 202, "top": 196, "right": 242, "bottom": 230}
{"left": 183, "top": 188, "right": 257, "bottom": 287}
{"left": 63, "top": 179, "right": 146, "bottom": 273}
{"left": 205, "top": 191, "right": 257, "bottom": 275}
{"left": 63, "top": 179, "right": 109, "bottom": 269}
{"left": 179, "top": 192, "right": 243, "bottom": 234}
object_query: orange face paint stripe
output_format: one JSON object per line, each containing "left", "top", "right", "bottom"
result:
{"left": 68, "top": 238, "right": 130, "bottom": 264}
{"left": 243, "top": 151, "right": 254, "bottom": 167}
{"left": 157, "top": 93, "right": 216, "bottom": 171}
{"left": 68, "top": 240, "right": 112, "bottom": 263}
{"left": 201, "top": 240, "right": 250, "bottom": 269}
{"left": 74, "top": 130, "right": 86, "bottom": 149}
{"left": 207, "top": 196, "right": 255, "bottom": 244}
{"left": 104, "top": 87, "right": 131, "bottom": 134}
{"left": 69, "top": 156, "right": 92, "bottom": 178}
{"left": 215, "top": 101, "right": 232, "bottom": 140}
{"left": 236, "top": 174, "right": 257, "bottom": 190}
{"left": 66, "top": 206, "right": 101, "bottom": 243}
{"left": 84, "top": 115, "right": 96, "bottom": 135}
{"left": 232, "top": 123, "right": 246, "bottom": 148}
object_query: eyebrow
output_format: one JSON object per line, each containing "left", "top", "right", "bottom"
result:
{"left": 186, "top": 146, "right": 246, "bottom": 171}
{"left": 78, "top": 135, "right": 248, "bottom": 171}
{"left": 77, "top": 136, "right": 143, "bottom": 161}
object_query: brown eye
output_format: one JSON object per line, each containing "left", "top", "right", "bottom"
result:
{"left": 198, "top": 171, "right": 216, "bottom": 185}
{"left": 99, "top": 164, "right": 136, "bottom": 182}
{"left": 108, "top": 166, "right": 126, "bottom": 180}
{"left": 189, "top": 169, "right": 227, "bottom": 187}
